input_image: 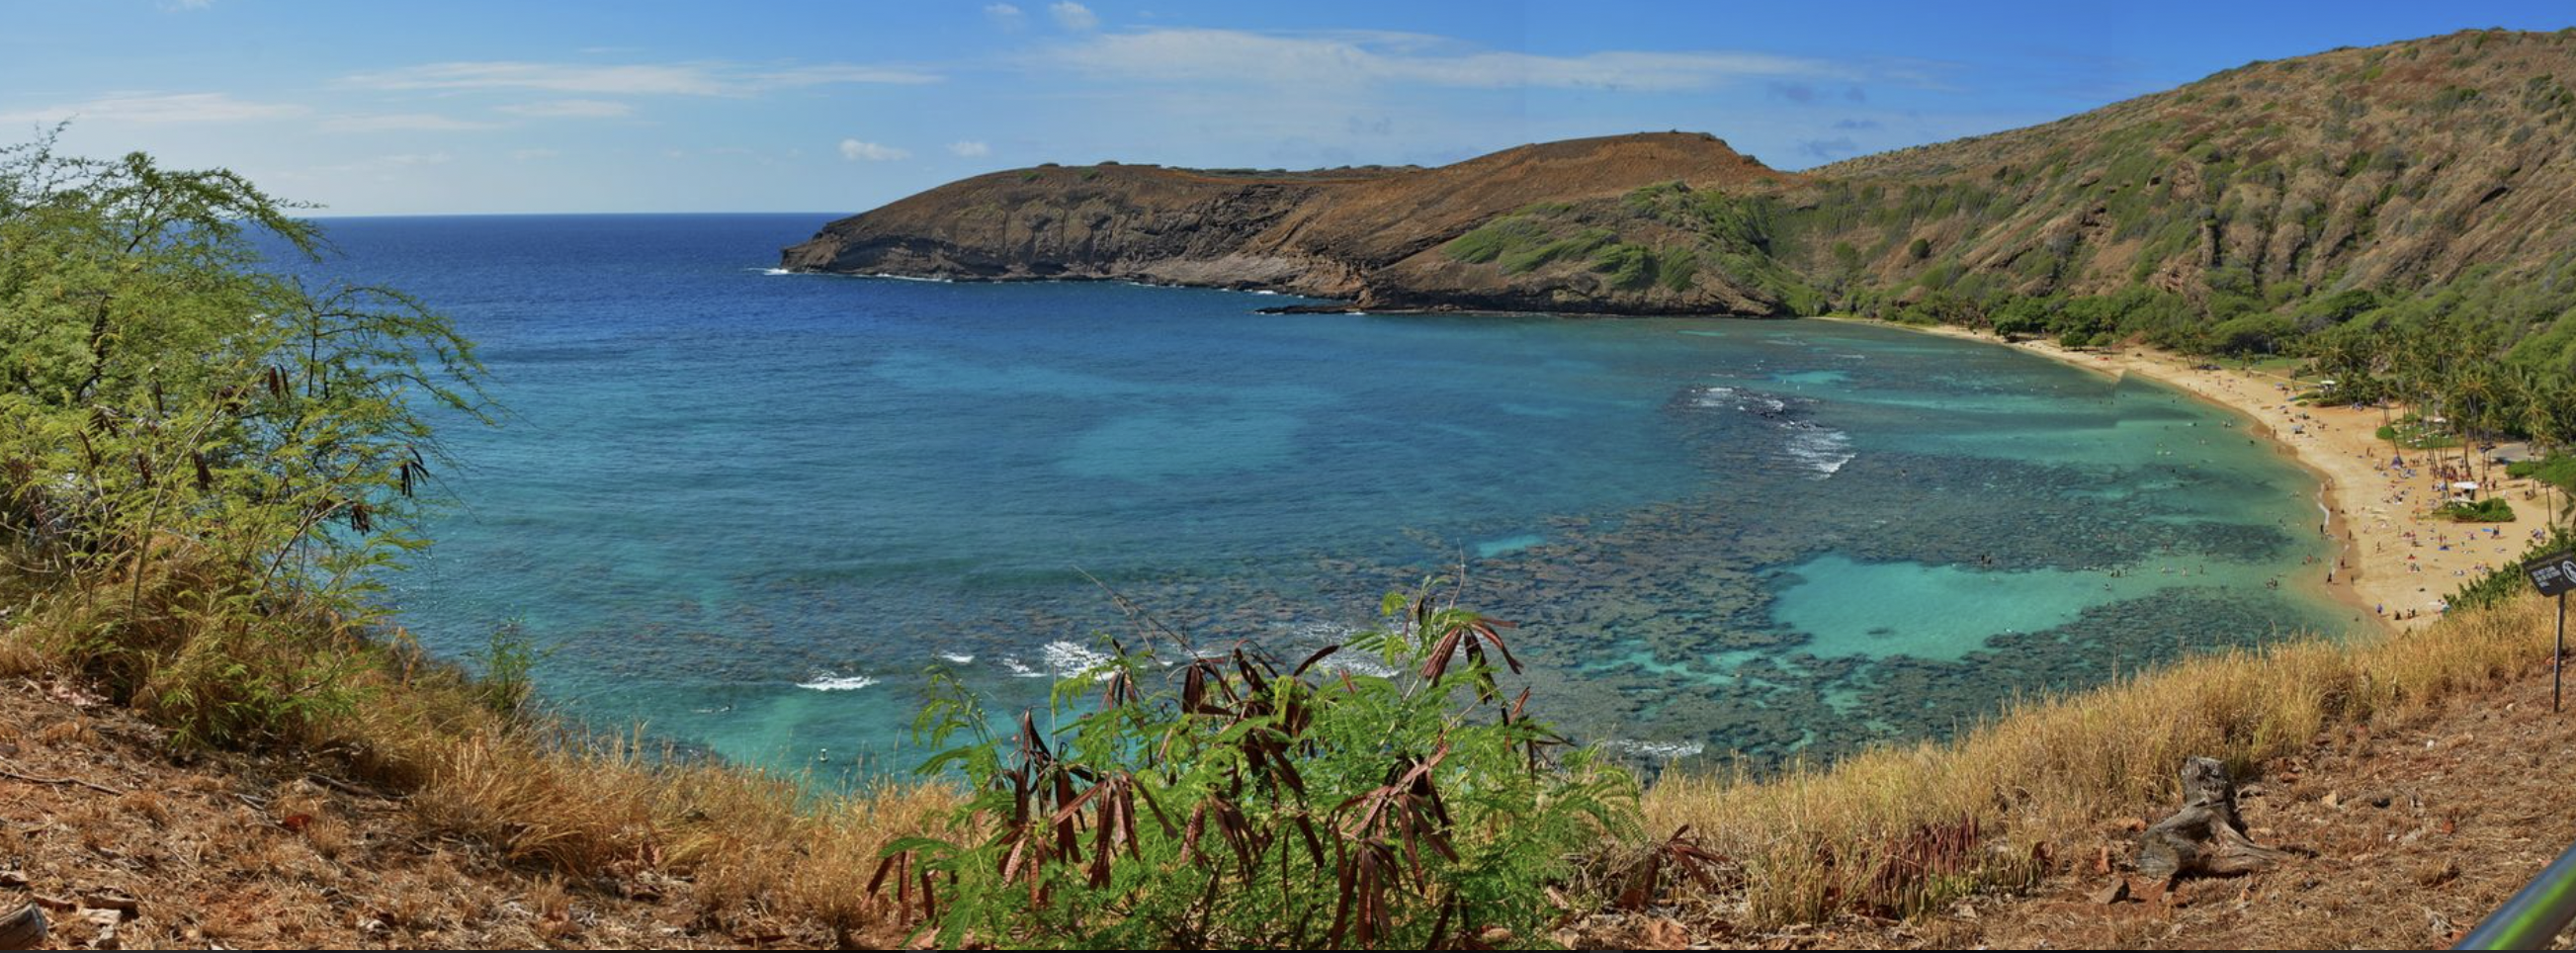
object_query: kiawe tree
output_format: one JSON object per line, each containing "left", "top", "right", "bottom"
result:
{"left": 0, "top": 130, "right": 490, "bottom": 745}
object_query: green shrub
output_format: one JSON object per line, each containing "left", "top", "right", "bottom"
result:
{"left": 2436, "top": 497, "right": 2516, "bottom": 522}
{"left": 0, "top": 133, "right": 492, "bottom": 747}
{"left": 1592, "top": 243, "right": 1657, "bottom": 290}
{"left": 2431, "top": 86, "right": 2482, "bottom": 112}
{"left": 1498, "top": 228, "right": 1612, "bottom": 275}
{"left": 1658, "top": 247, "right": 1700, "bottom": 292}
{"left": 471, "top": 620, "right": 549, "bottom": 722}
{"left": 2504, "top": 457, "right": 2576, "bottom": 495}
{"left": 883, "top": 583, "right": 1639, "bottom": 948}
{"left": 1441, "top": 216, "right": 1598, "bottom": 273}
{"left": 2376, "top": 418, "right": 2461, "bottom": 450}
{"left": 2456, "top": 527, "right": 2576, "bottom": 609}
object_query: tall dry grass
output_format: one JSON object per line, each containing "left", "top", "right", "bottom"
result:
{"left": 1643, "top": 597, "right": 2553, "bottom": 925}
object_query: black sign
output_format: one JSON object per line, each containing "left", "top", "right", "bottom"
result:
{"left": 2530, "top": 551, "right": 2576, "bottom": 597}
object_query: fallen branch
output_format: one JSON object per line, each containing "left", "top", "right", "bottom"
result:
{"left": 0, "top": 762, "right": 126, "bottom": 797}
{"left": 305, "top": 772, "right": 394, "bottom": 801}
{"left": 0, "top": 903, "right": 46, "bottom": 950}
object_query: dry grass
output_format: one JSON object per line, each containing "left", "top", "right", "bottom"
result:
{"left": 0, "top": 550, "right": 959, "bottom": 945}
{"left": 1641, "top": 596, "right": 2553, "bottom": 926}
{"left": 0, "top": 627, "right": 41, "bottom": 679}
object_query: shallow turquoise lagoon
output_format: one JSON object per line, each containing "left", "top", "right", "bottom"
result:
{"left": 293, "top": 215, "right": 2357, "bottom": 777}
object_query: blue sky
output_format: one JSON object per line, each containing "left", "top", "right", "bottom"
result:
{"left": 4, "top": 2, "right": 2570, "bottom": 215}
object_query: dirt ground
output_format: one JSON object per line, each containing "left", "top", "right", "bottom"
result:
{"left": 0, "top": 673, "right": 844, "bottom": 950}
{"left": 1581, "top": 660, "right": 2576, "bottom": 950}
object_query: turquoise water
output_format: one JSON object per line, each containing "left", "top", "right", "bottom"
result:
{"left": 293, "top": 215, "right": 2359, "bottom": 778}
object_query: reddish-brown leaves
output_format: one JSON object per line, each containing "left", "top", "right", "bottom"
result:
{"left": 1613, "top": 826, "right": 1734, "bottom": 910}
{"left": 870, "top": 592, "right": 1561, "bottom": 949}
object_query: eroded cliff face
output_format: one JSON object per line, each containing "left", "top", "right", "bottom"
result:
{"left": 789, "top": 30, "right": 2576, "bottom": 323}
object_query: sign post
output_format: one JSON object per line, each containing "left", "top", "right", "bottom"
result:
{"left": 2525, "top": 551, "right": 2576, "bottom": 713}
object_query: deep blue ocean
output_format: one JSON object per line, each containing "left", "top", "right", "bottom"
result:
{"left": 294, "top": 214, "right": 2359, "bottom": 779}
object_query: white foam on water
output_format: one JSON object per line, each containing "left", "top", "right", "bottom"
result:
{"left": 759, "top": 267, "right": 794, "bottom": 276}
{"left": 1283, "top": 620, "right": 1361, "bottom": 642}
{"left": 867, "top": 272, "right": 954, "bottom": 283}
{"left": 1599, "top": 739, "right": 1706, "bottom": 759}
{"left": 795, "top": 672, "right": 879, "bottom": 691}
{"left": 1689, "top": 386, "right": 1846, "bottom": 476}
{"left": 1043, "top": 641, "right": 1117, "bottom": 681}
{"left": 1689, "top": 385, "right": 1786, "bottom": 415}
{"left": 1317, "top": 653, "right": 1399, "bottom": 679}
{"left": 1250, "top": 289, "right": 1279, "bottom": 296}
{"left": 938, "top": 652, "right": 975, "bottom": 664}
{"left": 1256, "top": 621, "right": 1401, "bottom": 678}
{"left": 1000, "top": 656, "right": 1045, "bottom": 678}
{"left": 1781, "top": 421, "right": 1855, "bottom": 477}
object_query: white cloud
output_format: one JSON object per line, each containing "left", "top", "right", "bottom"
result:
{"left": 496, "top": 99, "right": 635, "bottom": 119}
{"left": 342, "top": 60, "right": 938, "bottom": 97}
{"left": 838, "top": 138, "right": 909, "bottom": 161}
{"left": 510, "top": 148, "right": 559, "bottom": 161}
{"left": 1050, "top": 2, "right": 1098, "bottom": 31}
{"left": 756, "top": 64, "right": 944, "bottom": 87}
{"left": 985, "top": 3, "right": 1024, "bottom": 29}
{"left": 0, "top": 92, "right": 307, "bottom": 126}
{"left": 301, "top": 151, "right": 456, "bottom": 180}
{"left": 1052, "top": 29, "right": 1841, "bottom": 92}
{"left": 947, "top": 139, "right": 991, "bottom": 157}
{"left": 323, "top": 112, "right": 501, "bottom": 131}
{"left": 346, "top": 62, "right": 728, "bottom": 95}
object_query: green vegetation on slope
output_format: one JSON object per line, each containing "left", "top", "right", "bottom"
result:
{"left": 1440, "top": 32, "right": 2576, "bottom": 375}
{"left": 892, "top": 585, "right": 1633, "bottom": 948}
{"left": 1438, "top": 182, "right": 1825, "bottom": 314}
{"left": 0, "top": 135, "right": 960, "bottom": 944}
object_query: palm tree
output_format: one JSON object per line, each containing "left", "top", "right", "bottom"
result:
{"left": 2532, "top": 369, "right": 2576, "bottom": 532}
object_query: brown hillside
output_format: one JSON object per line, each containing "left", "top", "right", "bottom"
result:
{"left": 781, "top": 131, "right": 1794, "bottom": 310}
{"left": 788, "top": 28, "right": 2576, "bottom": 334}
{"left": 1798, "top": 28, "right": 2576, "bottom": 302}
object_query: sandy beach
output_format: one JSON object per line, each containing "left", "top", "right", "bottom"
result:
{"left": 1849, "top": 318, "right": 2556, "bottom": 634}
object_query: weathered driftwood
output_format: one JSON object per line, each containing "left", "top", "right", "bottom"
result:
{"left": 2135, "top": 756, "right": 2291, "bottom": 882}
{"left": 0, "top": 903, "right": 44, "bottom": 951}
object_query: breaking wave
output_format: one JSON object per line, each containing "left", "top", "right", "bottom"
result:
{"left": 795, "top": 672, "right": 879, "bottom": 691}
